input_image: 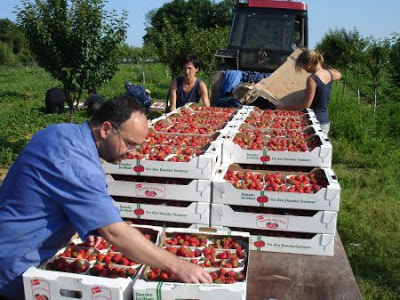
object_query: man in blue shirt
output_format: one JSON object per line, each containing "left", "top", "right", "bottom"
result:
{"left": 0, "top": 95, "right": 212, "bottom": 300}
{"left": 124, "top": 81, "right": 151, "bottom": 114}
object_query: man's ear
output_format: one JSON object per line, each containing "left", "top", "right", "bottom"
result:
{"left": 100, "top": 121, "right": 113, "bottom": 139}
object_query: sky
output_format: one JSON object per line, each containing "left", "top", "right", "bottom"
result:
{"left": 2, "top": 0, "right": 399, "bottom": 48}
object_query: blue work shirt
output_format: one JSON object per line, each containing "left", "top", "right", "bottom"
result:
{"left": 0, "top": 122, "right": 122, "bottom": 299}
{"left": 127, "top": 85, "right": 151, "bottom": 113}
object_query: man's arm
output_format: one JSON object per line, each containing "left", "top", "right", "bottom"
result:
{"left": 98, "top": 222, "right": 212, "bottom": 283}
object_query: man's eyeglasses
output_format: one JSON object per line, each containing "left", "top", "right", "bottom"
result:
{"left": 110, "top": 123, "right": 137, "bottom": 152}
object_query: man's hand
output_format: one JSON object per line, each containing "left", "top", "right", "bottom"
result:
{"left": 174, "top": 260, "right": 213, "bottom": 284}
{"left": 85, "top": 235, "right": 103, "bottom": 248}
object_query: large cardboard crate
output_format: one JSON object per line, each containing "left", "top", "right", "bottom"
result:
{"left": 222, "top": 131, "right": 332, "bottom": 167}
{"left": 133, "top": 227, "right": 250, "bottom": 300}
{"left": 106, "top": 174, "right": 212, "bottom": 203}
{"left": 23, "top": 225, "right": 162, "bottom": 300}
{"left": 102, "top": 141, "right": 222, "bottom": 180}
{"left": 210, "top": 204, "right": 337, "bottom": 234}
{"left": 114, "top": 200, "right": 210, "bottom": 225}
{"left": 212, "top": 164, "right": 341, "bottom": 211}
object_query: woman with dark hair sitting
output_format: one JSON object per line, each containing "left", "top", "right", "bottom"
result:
{"left": 169, "top": 53, "right": 210, "bottom": 111}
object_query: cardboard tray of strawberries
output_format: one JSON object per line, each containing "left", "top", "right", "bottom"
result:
{"left": 212, "top": 163, "right": 341, "bottom": 211}
{"left": 112, "top": 197, "right": 210, "bottom": 225}
{"left": 106, "top": 174, "right": 212, "bottom": 203}
{"left": 101, "top": 140, "right": 222, "bottom": 180}
{"left": 23, "top": 225, "right": 162, "bottom": 300}
{"left": 222, "top": 129, "right": 332, "bottom": 168}
{"left": 133, "top": 227, "right": 250, "bottom": 300}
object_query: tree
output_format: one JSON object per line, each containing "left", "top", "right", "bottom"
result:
{"left": 317, "top": 28, "right": 369, "bottom": 97}
{"left": 365, "top": 38, "right": 391, "bottom": 116}
{"left": 143, "top": 0, "right": 234, "bottom": 76}
{"left": 0, "top": 18, "right": 33, "bottom": 65}
{"left": 16, "top": 0, "right": 127, "bottom": 120}
{"left": 389, "top": 33, "right": 400, "bottom": 87}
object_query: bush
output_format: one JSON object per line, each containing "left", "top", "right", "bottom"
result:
{"left": 0, "top": 42, "right": 19, "bottom": 66}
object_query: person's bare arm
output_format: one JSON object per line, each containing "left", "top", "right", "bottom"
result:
{"left": 169, "top": 78, "right": 178, "bottom": 111}
{"left": 322, "top": 64, "right": 342, "bottom": 81}
{"left": 98, "top": 222, "right": 212, "bottom": 283}
{"left": 328, "top": 67, "right": 342, "bottom": 81}
{"left": 199, "top": 81, "right": 210, "bottom": 107}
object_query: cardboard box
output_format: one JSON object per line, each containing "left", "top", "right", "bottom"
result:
{"left": 212, "top": 164, "right": 341, "bottom": 211}
{"left": 249, "top": 232, "right": 334, "bottom": 256}
{"left": 102, "top": 141, "right": 221, "bottom": 180}
{"left": 114, "top": 201, "right": 210, "bottom": 225}
{"left": 222, "top": 132, "right": 332, "bottom": 167}
{"left": 133, "top": 228, "right": 250, "bottom": 300}
{"left": 23, "top": 225, "right": 163, "bottom": 300}
{"left": 210, "top": 204, "right": 337, "bottom": 234}
{"left": 106, "top": 175, "right": 212, "bottom": 203}
{"left": 246, "top": 49, "right": 309, "bottom": 106}
{"left": 24, "top": 267, "right": 136, "bottom": 300}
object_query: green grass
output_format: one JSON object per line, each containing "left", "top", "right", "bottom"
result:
{"left": 1, "top": 65, "right": 400, "bottom": 300}
{"left": 329, "top": 83, "right": 400, "bottom": 300}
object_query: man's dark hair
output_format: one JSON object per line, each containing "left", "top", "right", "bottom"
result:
{"left": 91, "top": 95, "right": 146, "bottom": 128}
{"left": 181, "top": 53, "right": 201, "bottom": 70}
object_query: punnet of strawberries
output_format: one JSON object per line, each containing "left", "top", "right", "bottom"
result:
{"left": 224, "top": 169, "right": 322, "bottom": 193}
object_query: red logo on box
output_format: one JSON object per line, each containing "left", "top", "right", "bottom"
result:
{"left": 31, "top": 279, "right": 41, "bottom": 286}
{"left": 92, "top": 287, "right": 102, "bottom": 294}
{"left": 257, "top": 195, "right": 268, "bottom": 203}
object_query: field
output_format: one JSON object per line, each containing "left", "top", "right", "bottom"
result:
{"left": 1, "top": 64, "right": 400, "bottom": 300}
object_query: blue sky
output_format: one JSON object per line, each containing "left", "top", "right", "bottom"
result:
{"left": 2, "top": 0, "right": 399, "bottom": 48}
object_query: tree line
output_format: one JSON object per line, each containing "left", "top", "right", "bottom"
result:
{"left": 1, "top": 0, "right": 399, "bottom": 111}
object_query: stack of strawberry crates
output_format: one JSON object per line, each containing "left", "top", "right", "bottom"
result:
{"left": 210, "top": 106, "right": 340, "bottom": 256}
{"left": 102, "top": 104, "right": 244, "bottom": 229}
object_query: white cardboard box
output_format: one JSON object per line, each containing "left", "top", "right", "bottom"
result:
{"left": 23, "top": 224, "right": 163, "bottom": 300}
{"left": 24, "top": 267, "right": 135, "bottom": 300}
{"left": 133, "top": 228, "right": 250, "bottom": 300}
{"left": 102, "top": 141, "right": 221, "bottom": 180}
{"left": 210, "top": 204, "right": 337, "bottom": 234}
{"left": 249, "top": 232, "right": 335, "bottom": 256}
{"left": 212, "top": 164, "right": 341, "bottom": 211}
{"left": 114, "top": 201, "right": 210, "bottom": 225}
{"left": 106, "top": 175, "right": 212, "bottom": 203}
{"left": 222, "top": 132, "right": 332, "bottom": 167}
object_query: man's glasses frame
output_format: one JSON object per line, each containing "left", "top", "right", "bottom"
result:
{"left": 110, "top": 123, "right": 137, "bottom": 152}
